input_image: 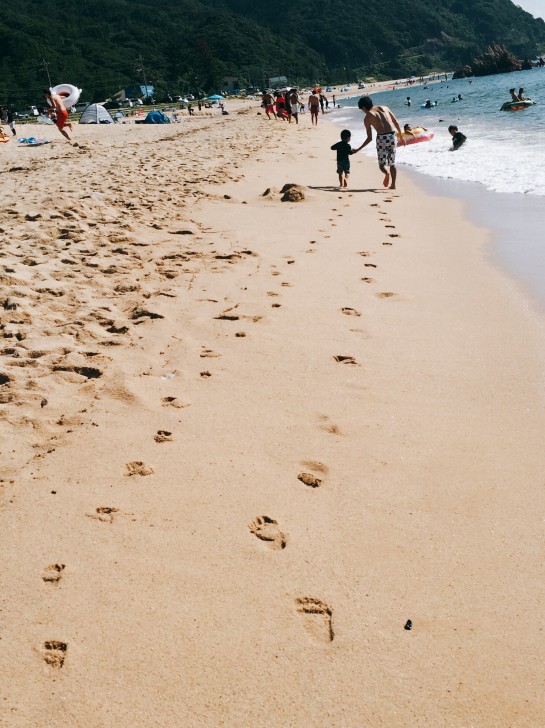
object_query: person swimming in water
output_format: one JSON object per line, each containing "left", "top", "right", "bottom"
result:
{"left": 448, "top": 125, "right": 466, "bottom": 151}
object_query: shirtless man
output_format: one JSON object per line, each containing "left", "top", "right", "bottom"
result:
{"left": 43, "top": 89, "right": 73, "bottom": 141}
{"left": 308, "top": 90, "right": 320, "bottom": 126}
{"left": 262, "top": 91, "right": 276, "bottom": 120}
{"left": 358, "top": 95, "right": 404, "bottom": 189}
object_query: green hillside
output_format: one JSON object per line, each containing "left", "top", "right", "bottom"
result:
{"left": 1, "top": 0, "right": 544, "bottom": 105}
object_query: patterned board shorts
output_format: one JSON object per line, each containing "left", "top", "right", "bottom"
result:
{"left": 376, "top": 132, "right": 396, "bottom": 166}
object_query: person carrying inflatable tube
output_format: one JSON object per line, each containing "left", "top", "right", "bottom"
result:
{"left": 42, "top": 89, "right": 73, "bottom": 141}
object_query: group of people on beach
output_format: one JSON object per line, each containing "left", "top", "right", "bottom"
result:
{"left": 331, "top": 95, "right": 468, "bottom": 191}
{"left": 262, "top": 88, "right": 333, "bottom": 124}
{"left": 330, "top": 95, "right": 404, "bottom": 190}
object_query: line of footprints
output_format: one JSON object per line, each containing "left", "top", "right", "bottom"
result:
{"left": 38, "top": 200, "right": 401, "bottom": 664}
{"left": 245, "top": 197, "right": 401, "bottom": 644}
{"left": 249, "top": 463, "right": 335, "bottom": 645}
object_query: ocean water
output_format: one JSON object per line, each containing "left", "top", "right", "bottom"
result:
{"left": 333, "top": 69, "right": 545, "bottom": 312}
{"left": 335, "top": 67, "right": 545, "bottom": 196}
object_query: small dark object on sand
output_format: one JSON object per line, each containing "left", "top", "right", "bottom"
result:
{"left": 404, "top": 619, "right": 412, "bottom": 631}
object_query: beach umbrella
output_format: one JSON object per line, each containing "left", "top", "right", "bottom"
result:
{"left": 207, "top": 94, "right": 224, "bottom": 100}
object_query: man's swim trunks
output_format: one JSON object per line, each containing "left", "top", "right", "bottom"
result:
{"left": 376, "top": 131, "right": 396, "bottom": 166}
{"left": 56, "top": 107, "right": 69, "bottom": 130}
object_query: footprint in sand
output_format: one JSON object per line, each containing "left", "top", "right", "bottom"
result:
{"left": 297, "top": 472, "right": 322, "bottom": 488}
{"left": 361, "top": 277, "right": 376, "bottom": 284}
{"left": 365, "top": 263, "right": 377, "bottom": 268}
{"left": 296, "top": 598, "right": 334, "bottom": 643}
{"left": 340, "top": 307, "right": 361, "bottom": 317}
{"left": 42, "top": 564, "right": 65, "bottom": 584}
{"left": 154, "top": 430, "right": 173, "bottom": 443}
{"left": 87, "top": 507, "right": 119, "bottom": 523}
{"left": 42, "top": 641, "right": 68, "bottom": 669}
{"left": 333, "top": 355, "right": 358, "bottom": 365}
{"left": 161, "top": 396, "right": 189, "bottom": 409}
{"left": 200, "top": 348, "right": 221, "bottom": 358}
{"left": 125, "top": 461, "right": 154, "bottom": 476}
{"left": 249, "top": 516, "right": 287, "bottom": 550}
{"left": 318, "top": 416, "right": 342, "bottom": 435}
{"left": 376, "top": 292, "right": 397, "bottom": 299}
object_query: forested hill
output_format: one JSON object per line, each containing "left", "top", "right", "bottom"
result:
{"left": 1, "top": 0, "right": 544, "bottom": 105}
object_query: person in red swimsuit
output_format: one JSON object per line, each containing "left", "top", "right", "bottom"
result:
{"left": 43, "top": 89, "right": 73, "bottom": 141}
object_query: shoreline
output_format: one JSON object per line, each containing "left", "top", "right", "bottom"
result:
{"left": 328, "top": 91, "right": 545, "bottom": 318}
{"left": 2, "top": 109, "right": 545, "bottom": 726}
{"left": 407, "top": 170, "right": 545, "bottom": 316}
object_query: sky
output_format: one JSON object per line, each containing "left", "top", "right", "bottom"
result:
{"left": 514, "top": 0, "right": 545, "bottom": 20}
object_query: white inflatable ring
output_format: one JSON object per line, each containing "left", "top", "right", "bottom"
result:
{"left": 49, "top": 84, "right": 82, "bottom": 110}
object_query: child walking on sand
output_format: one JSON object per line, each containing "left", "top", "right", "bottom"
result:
{"left": 331, "top": 129, "right": 363, "bottom": 188}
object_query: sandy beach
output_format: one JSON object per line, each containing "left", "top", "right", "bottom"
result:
{"left": 2, "top": 106, "right": 545, "bottom": 727}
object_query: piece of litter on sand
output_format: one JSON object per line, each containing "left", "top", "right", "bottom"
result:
{"left": 404, "top": 619, "right": 413, "bottom": 631}
{"left": 161, "top": 373, "right": 176, "bottom": 380}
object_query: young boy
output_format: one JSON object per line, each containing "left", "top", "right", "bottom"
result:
{"left": 448, "top": 125, "right": 466, "bottom": 151}
{"left": 331, "top": 129, "right": 363, "bottom": 188}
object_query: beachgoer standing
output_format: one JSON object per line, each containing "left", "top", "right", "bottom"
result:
{"left": 357, "top": 95, "right": 405, "bottom": 189}
{"left": 332, "top": 94, "right": 336, "bottom": 106}
{"left": 319, "top": 94, "right": 325, "bottom": 114}
{"left": 43, "top": 89, "right": 73, "bottom": 141}
{"left": 309, "top": 90, "right": 320, "bottom": 126}
{"left": 6, "top": 108, "right": 16, "bottom": 136}
{"left": 289, "top": 89, "right": 300, "bottom": 125}
{"left": 275, "top": 93, "right": 288, "bottom": 120}
{"left": 263, "top": 92, "right": 276, "bottom": 120}
{"left": 331, "top": 129, "right": 363, "bottom": 189}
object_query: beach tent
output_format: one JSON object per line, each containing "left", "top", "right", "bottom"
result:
{"left": 207, "top": 94, "right": 224, "bottom": 100}
{"left": 79, "top": 104, "right": 114, "bottom": 124}
{"left": 144, "top": 110, "right": 171, "bottom": 124}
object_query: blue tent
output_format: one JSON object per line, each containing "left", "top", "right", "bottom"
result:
{"left": 207, "top": 94, "right": 224, "bottom": 100}
{"left": 144, "top": 110, "right": 171, "bottom": 124}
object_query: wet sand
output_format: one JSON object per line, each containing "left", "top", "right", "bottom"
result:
{"left": 1, "top": 108, "right": 545, "bottom": 727}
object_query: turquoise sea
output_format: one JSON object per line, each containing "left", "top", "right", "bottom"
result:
{"left": 333, "top": 68, "right": 545, "bottom": 309}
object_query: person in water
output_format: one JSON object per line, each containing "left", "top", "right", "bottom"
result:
{"left": 330, "top": 129, "right": 363, "bottom": 189}
{"left": 403, "top": 123, "right": 428, "bottom": 139}
{"left": 43, "top": 89, "right": 73, "bottom": 141}
{"left": 358, "top": 95, "right": 405, "bottom": 189}
{"left": 518, "top": 87, "right": 526, "bottom": 100}
{"left": 509, "top": 88, "right": 520, "bottom": 102}
{"left": 448, "top": 125, "right": 466, "bottom": 151}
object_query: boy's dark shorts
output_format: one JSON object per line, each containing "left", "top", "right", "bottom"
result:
{"left": 337, "top": 159, "right": 350, "bottom": 175}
